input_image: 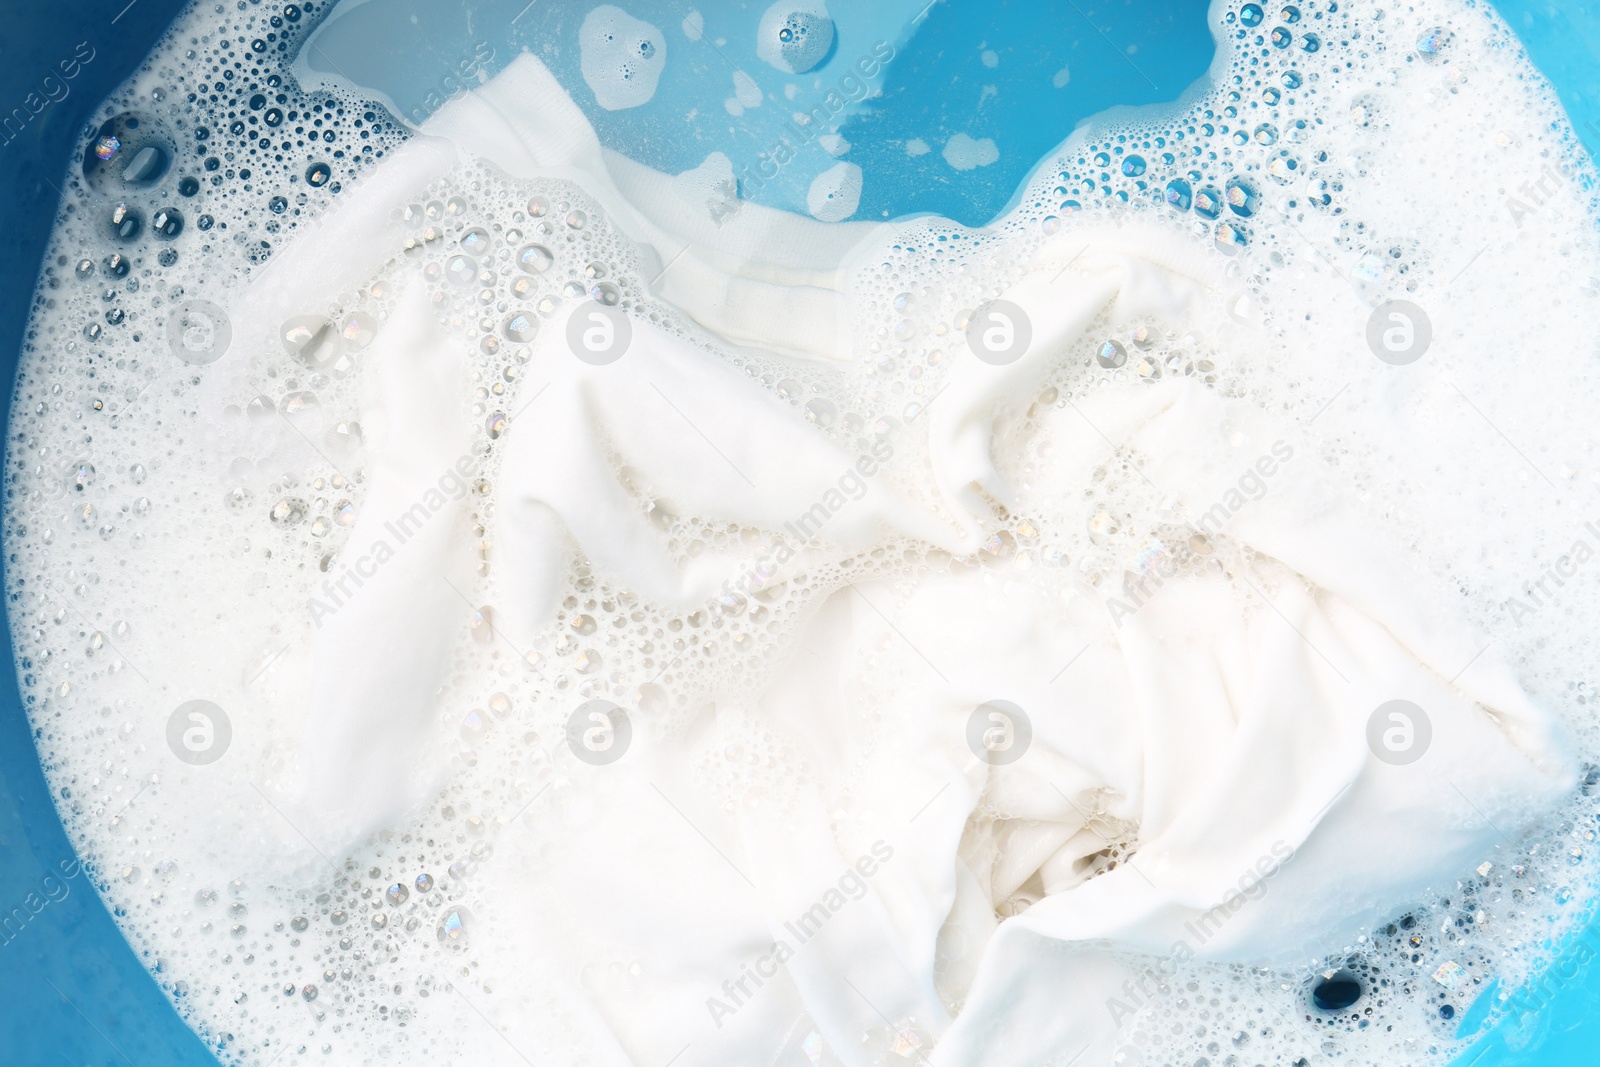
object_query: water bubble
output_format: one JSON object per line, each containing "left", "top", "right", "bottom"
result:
{"left": 152, "top": 207, "right": 184, "bottom": 238}
{"left": 1310, "top": 969, "right": 1363, "bottom": 1011}
{"left": 445, "top": 255, "right": 477, "bottom": 286}
{"left": 279, "top": 390, "right": 320, "bottom": 420}
{"left": 270, "top": 498, "right": 308, "bottom": 526}
{"left": 1267, "top": 153, "right": 1299, "bottom": 183}
{"left": 1417, "top": 27, "right": 1452, "bottom": 59}
{"left": 1271, "top": 26, "right": 1292, "bottom": 48}
{"left": 518, "top": 244, "right": 554, "bottom": 274}
{"left": 1165, "top": 178, "right": 1193, "bottom": 211}
{"left": 282, "top": 316, "right": 339, "bottom": 368}
{"left": 1214, "top": 220, "right": 1250, "bottom": 254}
{"left": 305, "top": 162, "right": 332, "bottom": 187}
{"left": 1224, "top": 177, "right": 1260, "bottom": 216}
{"left": 803, "top": 397, "right": 837, "bottom": 427}
{"left": 1239, "top": 3, "right": 1264, "bottom": 27}
{"left": 84, "top": 113, "right": 172, "bottom": 192}
{"left": 66, "top": 461, "right": 95, "bottom": 493}
{"left": 339, "top": 312, "right": 377, "bottom": 350}
{"left": 460, "top": 227, "right": 491, "bottom": 255}
{"left": 385, "top": 883, "right": 409, "bottom": 907}
{"left": 437, "top": 907, "right": 472, "bottom": 946}
{"left": 1121, "top": 154, "right": 1146, "bottom": 177}
{"left": 108, "top": 203, "right": 143, "bottom": 242}
{"left": 1097, "top": 340, "right": 1128, "bottom": 369}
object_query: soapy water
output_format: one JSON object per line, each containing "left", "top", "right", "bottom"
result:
{"left": 9, "top": 1, "right": 1600, "bottom": 1066}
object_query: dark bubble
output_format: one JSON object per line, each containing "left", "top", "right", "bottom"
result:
{"left": 249, "top": 93, "right": 267, "bottom": 110}
{"left": 305, "top": 162, "right": 331, "bottom": 187}
{"left": 74, "top": 259, "right": 95, "bottom": 280}
{"left": 264, "top": 108, "right": 283, "bottom": 127}
{"left": 197, "top": 214, "right": 214, "bottom": 231}
{"left": 102, "top": 253, "right": 130, "bottom": 278}
{"left": 269, "top": 196, "right": 289, "bottom": 214}
{"left": 285, "top": 4, "right": 302, "bottom": 20}
{"left": 83, "top": 113, "right": 173, "bottom": 193}
{"left": 178, "top": 176, "right": 200, "bottom": 197}
{"left": 1310, "top": 969, "right": 1363, "bottom": 1011}
{"left": 152, "top": 208, "right": 184, "bottom": 238}
{"left": 108, "top": 203, "right": 143, "bottom": 242}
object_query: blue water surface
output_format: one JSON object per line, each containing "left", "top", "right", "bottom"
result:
{"left": 3, "top": 0, "right": 1600, "bottom": 1062}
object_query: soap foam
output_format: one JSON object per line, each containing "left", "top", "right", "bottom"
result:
{"left": 579, "top": 4, "right": 667, "bottom": 111}
{"left": 8, "top": 1, "right": 1600, "bottom": 1066}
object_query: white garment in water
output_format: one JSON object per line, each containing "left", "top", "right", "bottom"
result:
{"left": 219, "top": 54, "right": 1575, "bottom": 1066}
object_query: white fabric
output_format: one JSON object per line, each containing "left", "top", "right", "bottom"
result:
{"left": 229, "top": 52, "right": 1576, "bottom": 1067}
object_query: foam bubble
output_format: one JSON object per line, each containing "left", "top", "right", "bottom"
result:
{"left": 807, "top": 160, "right": 862, "bottom": 221}
{"left": 579, "top": 4, "right": 666, "bottom": 111}
{"left": 756, "top": 1, "right": 835, "bottom": 75}
{"left": 943, "top": 132, "right": 999, "bottom": 171}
